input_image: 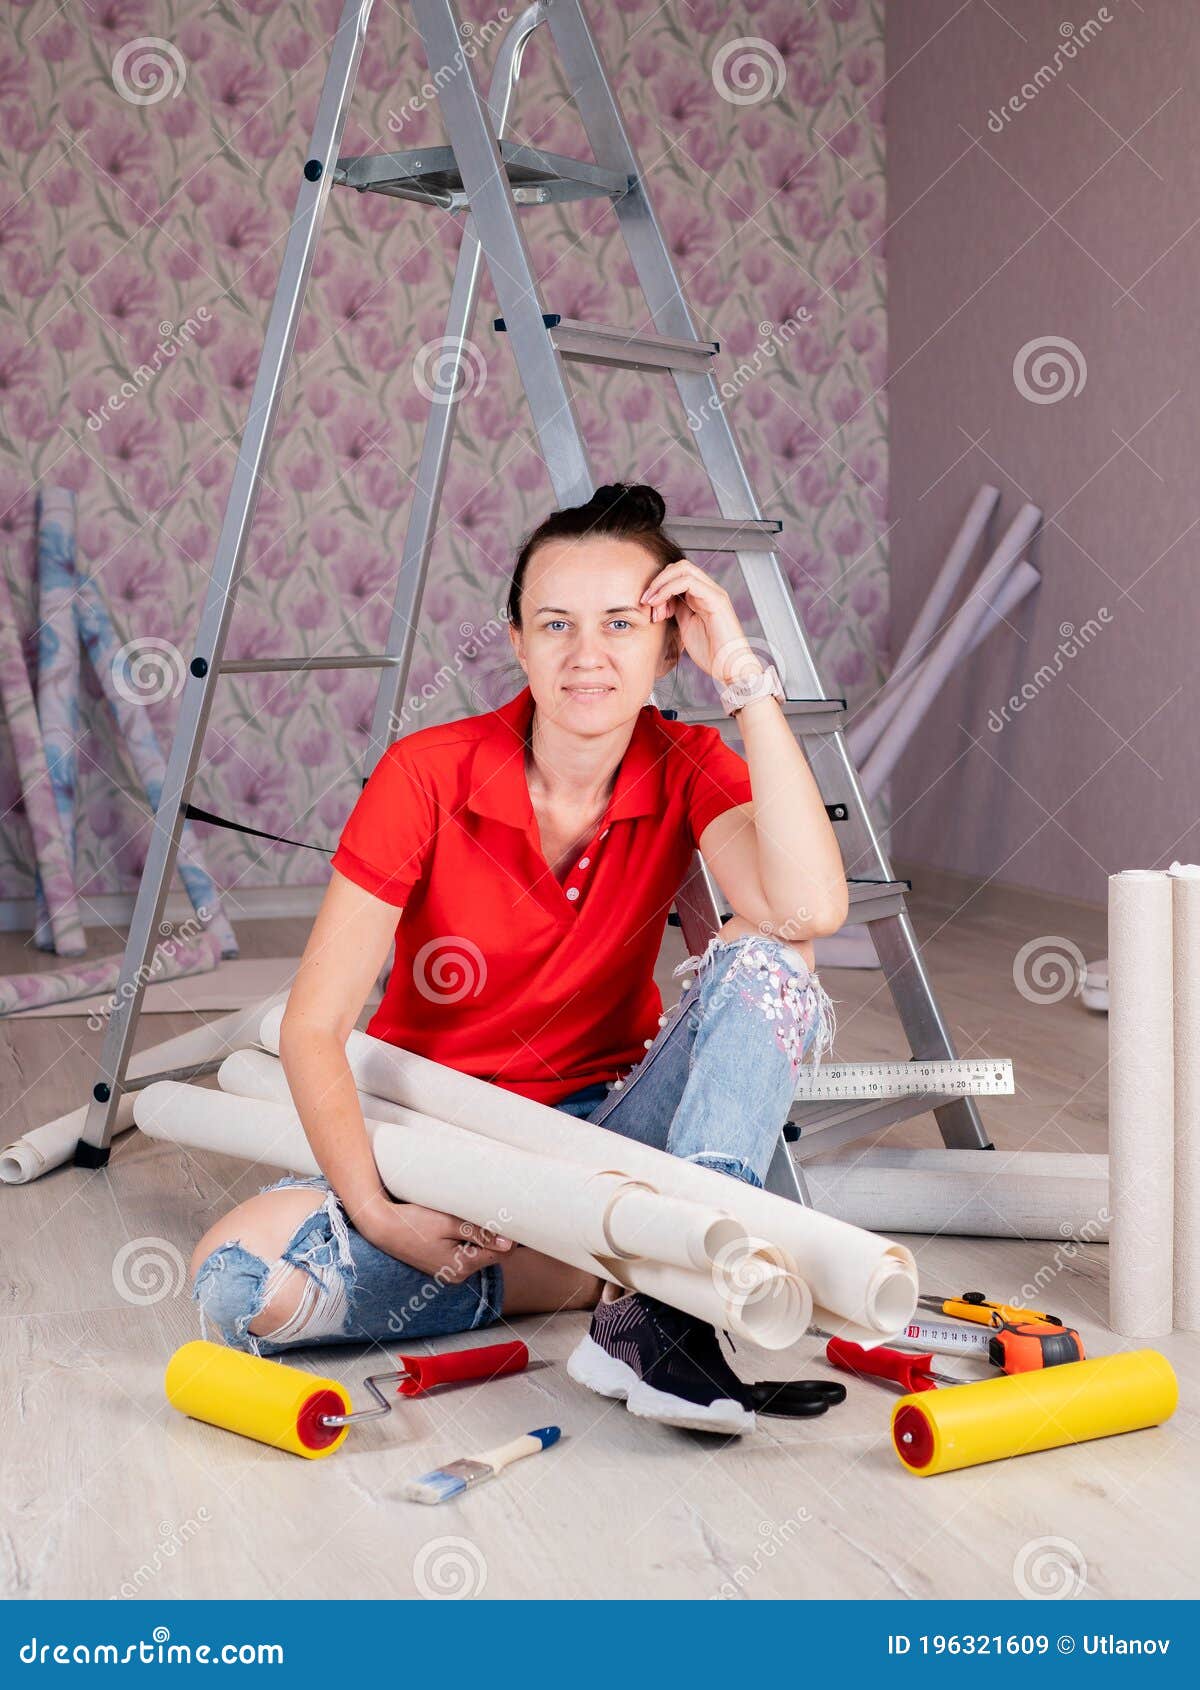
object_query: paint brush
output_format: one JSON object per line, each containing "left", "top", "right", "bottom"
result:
{"left": 402, "top": 1426, "right": 561, "bottom": 1504}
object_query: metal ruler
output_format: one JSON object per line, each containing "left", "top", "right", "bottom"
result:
{"left": 793, "top": 1058, "right": 1014, "bottom": 1101}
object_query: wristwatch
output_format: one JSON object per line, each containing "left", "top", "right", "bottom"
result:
{"left": 719, "top": 662, "right": 785, "bottom": 716}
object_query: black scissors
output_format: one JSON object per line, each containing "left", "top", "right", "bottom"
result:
{"left": 743, "top": 1378, "right": 847, "bottom": 1419}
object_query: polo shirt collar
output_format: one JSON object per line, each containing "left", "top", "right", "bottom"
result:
{"left": 467, "top": 684, "right": 664, "bottom": 830}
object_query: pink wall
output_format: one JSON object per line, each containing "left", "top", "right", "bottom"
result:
{"left": 0, "top": 0, "right": 886, "bottom": 919}
{"left": 885, "top": 0, "right": 1199, "bottom": 904}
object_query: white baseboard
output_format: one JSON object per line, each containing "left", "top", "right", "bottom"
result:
{"left": 0, "top": 882, "right": 325, "bottom": 936}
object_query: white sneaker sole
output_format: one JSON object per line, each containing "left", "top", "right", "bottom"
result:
{"left": 567, "top": 1334, "right": 756, "bottom": 1436}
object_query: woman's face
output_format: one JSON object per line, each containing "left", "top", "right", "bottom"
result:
{"left": 509, "top": 536, "right": 679, "bottom": 728}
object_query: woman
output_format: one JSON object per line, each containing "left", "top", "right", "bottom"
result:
{"left": 189, "top": 483, "right": 849, "bottom": 1434}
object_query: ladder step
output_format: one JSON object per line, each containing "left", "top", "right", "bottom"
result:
{"left": 335, "top": 141, "right": 628, "bottom": 209}
{"left": 786, "top": 1093, "right": 975, "bottom": 1157}
{"left": 221, "top": 654, "right": 403, "bottom": 675}
{"left": 495, "top": 313, "right": 718, "bottom": 376}
{"left": 846, "top": 878, "right": 910, "bottom": 923}
{"left": 663, "top": 515, "right": 782, "bottom": 553}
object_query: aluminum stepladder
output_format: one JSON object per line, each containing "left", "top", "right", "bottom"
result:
{"left": 75, "top": 0, "right": 994, "bottom": 1190}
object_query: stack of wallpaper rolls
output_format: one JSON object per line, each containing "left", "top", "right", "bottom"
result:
{"left": 131, "top": 1004, "right": 922, "bottom": 1355}
{"left": 1108, "top": 863, "right": 1200, "bottom": 1336}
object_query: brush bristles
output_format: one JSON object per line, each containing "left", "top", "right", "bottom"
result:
{"left": 402, "top": 1469, "right": 468, "bottom": 1505}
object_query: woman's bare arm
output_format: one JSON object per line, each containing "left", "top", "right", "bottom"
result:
{"left": 278, "top": 867, "right": 400, "bottom": 1233}
{"left": 277, "top": 868, "right": 510, "bottom": 1278}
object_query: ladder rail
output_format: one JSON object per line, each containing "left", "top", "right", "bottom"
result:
{"left": 76, "top": 0, "right": 378, "bottom": 1160}
{"left": 367, "top": 2, "right": 549, "bottom": 768}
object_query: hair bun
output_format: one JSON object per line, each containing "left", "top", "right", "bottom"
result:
{"left": 587, "top": 482, "right": 666, "bottom": 527}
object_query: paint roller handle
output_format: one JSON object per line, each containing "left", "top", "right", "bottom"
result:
{"left": 826, "top": 1337, "right": 945, "bottom": 1393}
{"left": 394, "top": 1340, "right": 529, "bottom": 1397}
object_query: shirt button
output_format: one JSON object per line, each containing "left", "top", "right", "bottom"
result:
{"left": 658, "top": 1013, "right": 669, "bottom": 1026}
{"left": 643, "top": 1037, "right": 654, "bottom": 1048}
{"left": 579, "top": 857, "right": 590, "bottom": 868}
{"left": 565, "top": 886, "right": 580, "bottom": 901}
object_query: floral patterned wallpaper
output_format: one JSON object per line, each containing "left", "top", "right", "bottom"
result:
{"left": 0, "top": 0, "right": 886, "bottom": 918}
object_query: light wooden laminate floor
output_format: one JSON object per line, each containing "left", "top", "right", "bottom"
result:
{"left": 1, "top": 865, "right": 1193, "bottom": 1601}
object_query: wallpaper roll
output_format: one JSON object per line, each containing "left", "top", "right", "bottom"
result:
{"left": 256, "top": 1008, "right": 917, "bottom": 1341}
{"left": 848, "top": 559, "right": 1040, "bottom": 794}
{"left": 221, "top": 1047, "right": 797, "bottom": 1311}
{"left": 32, "top": 486, "right": 81, "bottom": 953}
{"left": 802, "top": 1148, "right": 1110, "bottom": 1241}
{"left": 134, "top": 1080, "right": 812, "bottom": 1349}
{"left": 848, "top": 484, "right": 1000, "bottom": 764}
{"left": 861, "top": 503, "right": 1041, "bottom": 796}
{"left": 73, "top": 574, "right": 238, "bottom": 960}
{"left": 0, "top": 990, "right": 290, "bottom": 1184}
{"left": 0, "top": 563, "right": 86, "bottom": 956}
{"left": 1108, "top": 869, "right": 1174, "bottom": 1337}
{"left": 218, "top": 1050, "right": 747, "bottom": 1278}
{"left": 1168, "top": 862, "right": 1200, "bottom": 1330}
{"left": 0, "top": 930, "right": 222, "bottom": 1018}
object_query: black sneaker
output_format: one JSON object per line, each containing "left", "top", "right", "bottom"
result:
{"left": 567, "top": 1291, "right": 755, "bottom": 1435}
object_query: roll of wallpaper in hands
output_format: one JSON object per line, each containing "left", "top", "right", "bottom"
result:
{"left": 134, "top": 1075, "right": 812, "bottom": 1348}
{"left": 254, "top": 1010, "right": 918, "bottom": 1341}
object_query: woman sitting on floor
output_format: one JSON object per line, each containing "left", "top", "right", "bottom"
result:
{"left": 189, "top": 482, "right": 847, "bottom": 1434}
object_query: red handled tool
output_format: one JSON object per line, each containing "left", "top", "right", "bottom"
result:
{"left": 825, "top": 1337, "right": 959, "bottom": 1393}
{"left": 391, "top": 1340, "right": 529, "bottom": 1396}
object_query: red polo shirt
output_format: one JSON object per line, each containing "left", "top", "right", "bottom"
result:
{"left": 329, "top": 683, "right": 753, "bottom": 1105}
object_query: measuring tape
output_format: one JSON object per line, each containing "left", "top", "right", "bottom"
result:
{"left": 793, "top": 1058, "right": 1014, "bottom": 1100}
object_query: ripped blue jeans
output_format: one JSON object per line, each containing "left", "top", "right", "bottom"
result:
{"left": 190, "top": 931, "right": 836, "bottom": 1357}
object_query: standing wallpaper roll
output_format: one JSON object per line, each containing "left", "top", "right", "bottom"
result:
{"left": 1168, "top": 863, "right": 1200, "bottom": 1331}
{"left": 1108, "top": 870, "right": 1174, "bottom": 1337}
{"left": 32, "top": 486, "right": 81, "bottom": 953}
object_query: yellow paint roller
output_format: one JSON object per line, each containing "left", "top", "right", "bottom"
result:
{"left": 891, "top": 1348, "right": 1178, "bottom": 1476}
{"left": 165, "top": 1341, "right": 354, "bottom": 1459}
{"left": 164, "top": 1337, "right": 530, "bottom": 1459}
